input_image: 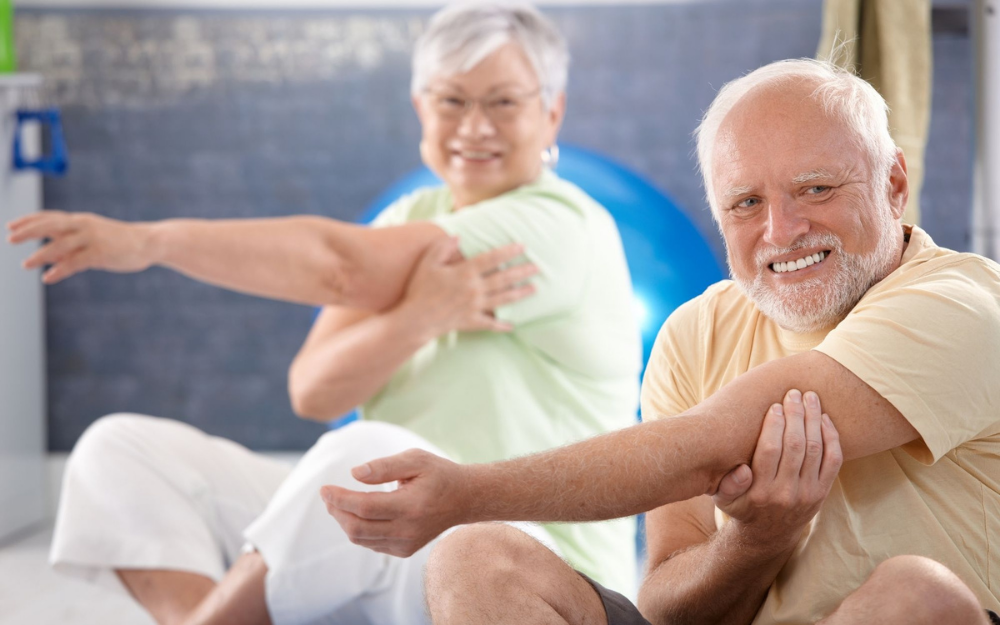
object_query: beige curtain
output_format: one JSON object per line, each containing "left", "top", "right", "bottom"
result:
{"left": 817, "top": 0, "right": 932, "bottom": 226}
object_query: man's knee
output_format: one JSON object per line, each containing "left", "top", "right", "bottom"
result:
{"left": 426, "top": 524, "right": 552, "bottom": 603}
{"left": 427, "top": 524, "right": 535, "bottom": 587}
{"left": 426, "top": 524, "right": 606, "bottom": 624}
{"left": 868, "top": 555, "right": 984, "bottom": 623}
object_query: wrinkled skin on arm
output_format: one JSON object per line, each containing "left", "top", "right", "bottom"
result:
{"left": 319, "top": 350, "right": 914, "bottom": 557}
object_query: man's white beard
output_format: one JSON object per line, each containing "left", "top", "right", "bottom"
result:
{"left": 731, "top": 206, "right": 900, "bottom": 334}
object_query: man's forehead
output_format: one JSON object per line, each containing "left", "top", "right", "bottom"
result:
{"left": 712, "top": 101, "right": 860, "bottom": 192}
{"left": 716, "top": 161, "right": 853, "bottom": 197}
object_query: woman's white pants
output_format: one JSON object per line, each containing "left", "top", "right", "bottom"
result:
{"left": 50, "top": 414, "right": 555, "bottom": 625}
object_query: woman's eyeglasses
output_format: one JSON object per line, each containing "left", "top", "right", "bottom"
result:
{"left": 424, "top": 88, "right": 542, "bottom": 122}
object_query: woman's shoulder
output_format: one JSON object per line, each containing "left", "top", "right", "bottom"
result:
{"left": 510, "top": 170, "right": 601, "bottom": 216}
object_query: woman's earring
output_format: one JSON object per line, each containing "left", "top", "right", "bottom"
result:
{"left": 541, "top": 144, "right": 560, "bottom": 168}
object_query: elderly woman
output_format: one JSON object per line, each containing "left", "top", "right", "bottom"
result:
{"left": 9, "top": 3, "right": 640, "bottom": 624}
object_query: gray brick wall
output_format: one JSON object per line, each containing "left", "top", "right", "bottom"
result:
{"left": 13, "top": 2, "right": 972, "bottom": 450}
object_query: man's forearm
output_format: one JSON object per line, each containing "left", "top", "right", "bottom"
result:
{"left": 639, "top": 523, "right": 795, "bottom": 625}
{"left": 461, "top": 411, "right": 741, "bottom": 525}
{"left": 146, "top": 217, "right": 384, "bottom": 307}
{"left": 450, "top": 359, "right": 792, "bottom": 525}
{"left": 443, "top": 351, "right": 912, "bottom": 526}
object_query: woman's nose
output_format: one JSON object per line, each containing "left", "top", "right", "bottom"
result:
{"left": 456, "top": 103, "right": 497, "bottom": 139}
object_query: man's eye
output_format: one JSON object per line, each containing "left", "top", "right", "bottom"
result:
{"left": 806, "top": 185, "right": 831, "bottom": 194}
{"left": 735, "top": 197, "right": 760, "bottom": 209}
{"left": 438, "top": 97, "right": 465, "bottom": 109}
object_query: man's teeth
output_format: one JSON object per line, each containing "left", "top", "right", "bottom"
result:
{"left": 772, "top": 251, "right": 827, "bottom": 274}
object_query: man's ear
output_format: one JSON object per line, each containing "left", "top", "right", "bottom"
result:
{"left": 887, "top": 148, "right": 909, "bottom": 221}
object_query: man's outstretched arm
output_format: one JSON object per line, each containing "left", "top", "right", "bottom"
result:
{"left": 6, "top": 211, "right": 457, "bottom": 310}
{"left": 321, "top": 349, "right": 916, "bottom": 557}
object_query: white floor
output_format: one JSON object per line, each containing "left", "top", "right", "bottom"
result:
{"left": 0, "top": 522, "right": 154, "bottom": 625}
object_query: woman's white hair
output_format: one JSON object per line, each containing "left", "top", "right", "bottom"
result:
{"left": 695, "top": 58, "right": 899, "bottom": 217}
{"left": 411, "top": 1, "right": 569, "bottom": 110}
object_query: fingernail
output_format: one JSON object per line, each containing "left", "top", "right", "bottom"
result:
{"left": 823, "top": 414, "right": 832, "bottom": 426}
{"left": 773, "top": 403, "right": 784, "bottom": 416}
{"left": 806, "top": 392, "right": 819, "bottom": 408}
{"left": 352, "top": 464, "right": 372, "bottom": 479}
{"left": 790, "top": 389, "right": 802, "bottom": 404}
{"left": 736, "top": 465, "right": 751, "bottom": 484}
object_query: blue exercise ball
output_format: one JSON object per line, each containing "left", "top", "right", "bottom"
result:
{"left": 357, "top": 143, "right": 725, "bottom": 370}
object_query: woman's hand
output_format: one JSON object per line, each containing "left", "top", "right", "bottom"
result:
{"left": 398, "top": 236, "right": 538, "bottom": 338}
{"left": 6, "top": 211, "right": 156, "bottom": 284}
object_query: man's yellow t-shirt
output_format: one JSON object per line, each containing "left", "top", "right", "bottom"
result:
{"left": 642, "top": 225, "right": 1000, "bottom": 623}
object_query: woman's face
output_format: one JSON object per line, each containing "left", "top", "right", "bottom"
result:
{"left": 414, "top": 42, "right": 565, "bottom": 209}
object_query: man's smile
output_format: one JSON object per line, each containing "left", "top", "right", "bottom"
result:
{"left": 769, "top": 250, "right": 830, "bottom": 274}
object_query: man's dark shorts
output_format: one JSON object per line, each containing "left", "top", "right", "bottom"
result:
{"left": 579, "top": 573, "right": 650, "bottom": 625}
{"left": 581, "top": 572, "right": 1000, "bottom": 625}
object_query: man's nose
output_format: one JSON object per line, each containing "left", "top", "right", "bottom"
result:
{"left": 763, "top": 198, "right": 810, "bottom": 248}
{"left": 457, "top": 103, "right": 496, "bottom": 139}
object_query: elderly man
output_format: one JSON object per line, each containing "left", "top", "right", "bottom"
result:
{"left": 321, "top": 58, "right": 1000, "bottom": 625}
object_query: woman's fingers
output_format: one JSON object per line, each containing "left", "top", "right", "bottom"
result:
{"left": 482, "top": 283, "right": 535, "bottom": 311}
{"left": 7, "top": 211, "right": 77, "bottom": 244}
{"left": 23, "top": 233, "right": 87, "bottom": 269}
{"left": 483, "top": 260, "right": 538, "bottom": 290}
{"left": 464, "top": 312, "right": 514, "bottom": 333}
{"left": 469, "top": 242, "right": 525, "bottom": 273}
{"left": 42, "top": 250, "right": 92, "bottom": 284}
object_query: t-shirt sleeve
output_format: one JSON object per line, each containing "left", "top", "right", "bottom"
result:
{"left": 814, "top": 260, "right": 1000, "bottom": 464}
{"left": 640, "top": 296, "right": 704, "bottom": 422}
{"left": 433, "top": 191, "right": 589, "bottom": 325}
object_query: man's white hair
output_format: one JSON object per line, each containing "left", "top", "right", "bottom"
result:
{"left": 695, "top": 58, "right": 899, "bottom": 217}
{"left": 411, "top": 2, "right": 569, "bottom": 110}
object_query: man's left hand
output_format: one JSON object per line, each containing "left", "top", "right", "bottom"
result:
{"left": 712, "top": 389, "right": 843, "bottom": 553}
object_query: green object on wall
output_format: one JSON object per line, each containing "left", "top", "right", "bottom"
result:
{"left": 0, "top": 0, "right": 15, "bottom": 73}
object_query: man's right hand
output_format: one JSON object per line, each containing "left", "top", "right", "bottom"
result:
{"left": 320, "top": 448, "right": 471, "bottom": 557}
{"left": 6, "top": 211, "right": 154, "bottom": 284}
{"left": 712, "top": 389, "right": 843, "bottom": 553}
